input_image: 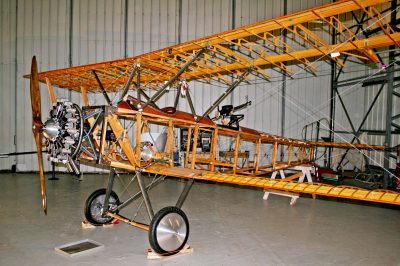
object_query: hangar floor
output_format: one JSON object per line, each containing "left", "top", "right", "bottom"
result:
{"left": 0, "top": 172, "right": 399, "bottom": 266}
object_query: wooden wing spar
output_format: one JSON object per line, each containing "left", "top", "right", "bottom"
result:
{"left": 24, "top": 0, "right": 399, "bottom": 92}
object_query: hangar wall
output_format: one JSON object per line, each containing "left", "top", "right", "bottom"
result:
{"left": 1, "top": 0, "right": 390, "bottom": 172}
{"left": 0, "top": 0, "right": 17, "bottom": 170}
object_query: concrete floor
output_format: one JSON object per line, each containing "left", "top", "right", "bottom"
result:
{"left": 0, "top": 172, "right": 399, "bottom": 266}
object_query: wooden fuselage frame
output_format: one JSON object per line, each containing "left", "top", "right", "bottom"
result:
{"left": 74, "top": 97, "right": 400, "bottom": 206}
{"left": 86, "top": 98, "right": 326, "bottom": 175}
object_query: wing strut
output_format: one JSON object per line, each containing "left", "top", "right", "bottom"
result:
{"left": 174, "top": 80, "right": 197, "bottom": 118}
{"left": 198, "top": 69, "right": 251, "bottom": 123}
{"left": 136, "top": 64, "right": 141, "bottom": 103}
{"left": 116, "top": 63, "right": 139, "bottom": 105}
{"left": 141, "top": 91, "right": 156, "bottom": 106}
{"left": 143, "top": 46, "right": 208, "bottom": 109}
{"left": 134, "top": 65, "right": 160, "bottom": 109}
{"left": 185, "top": 88, "right": 197, "bottom": 118}
{"left": 92, "top": 70, "right": 112, "bottom": 105}
{"left": 174, "top": 84, "right": 180, "bottom": 108}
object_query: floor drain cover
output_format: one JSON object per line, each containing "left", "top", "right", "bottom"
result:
{"left": 55, "top": 239, "right": 104, "bottom": 257}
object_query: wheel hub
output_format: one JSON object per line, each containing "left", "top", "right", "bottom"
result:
{"left": 156, "top": 213, "right": 187, "bottom": 252}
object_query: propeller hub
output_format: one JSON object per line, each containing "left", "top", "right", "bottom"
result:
{"left": 43, "top": 118, "right": 61, "bottom": 141}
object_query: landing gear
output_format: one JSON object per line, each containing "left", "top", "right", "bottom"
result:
{"left": 84, "top": 188, "right": 120, "bottom": 225}
{"left": 149, "top": 206, "right": 189, "bottom": 256}
{"left": 84, "top": 169, "right": 194, "bottom": 256}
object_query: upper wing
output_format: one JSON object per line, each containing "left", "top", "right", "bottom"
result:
{"left": 24, "top": 0, "right": 399, "bottom": 92}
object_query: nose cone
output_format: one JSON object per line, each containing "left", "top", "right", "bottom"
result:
{"left": 43, "top": 118, "right": 61, "bottom": 141}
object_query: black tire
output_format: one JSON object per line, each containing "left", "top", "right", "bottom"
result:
{"left": 84, "top": 189, "right": 120, "bottom": 226}
{"left": 149, "top": 206, "right": 189, "bottom": 256}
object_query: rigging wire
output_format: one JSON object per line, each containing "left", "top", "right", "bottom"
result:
{"left": 239, "top": 6, "right": 400, "bottom": 179}
{"left": 92, "top": 4, "right": 399, "bottom": 179}
{"left": 181, "top": 5, "right": 399, "bottom": 178}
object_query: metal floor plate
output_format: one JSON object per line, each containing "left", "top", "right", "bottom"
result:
{"left": 55, "top": 239, "right": 104, "bottom": 257}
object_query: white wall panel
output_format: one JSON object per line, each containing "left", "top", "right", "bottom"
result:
{"left": 70, "top": 0, "right": 125, "bottom": 173}
{"left": 176, "top": 0, "right": 232, "bottom": 119}
{"left": 0, "top": 0, "right": 17, "bottom": 170}
{"left": 285, "top": 66, "right": 332, "bottom": 139}
{"left": 72, "top": 0, "right": 124, "bottom": 64}
{"left": 288, "top": 0, "right": 331, "bottom": 13}
{"left": 126, "top": 0, "right": 179, "bottom": 57}
{"left": 14, "top": 0, "right": 70, "bottom": 172}
{"left": 230, "top": 0, "right": 284, "bottom": 136}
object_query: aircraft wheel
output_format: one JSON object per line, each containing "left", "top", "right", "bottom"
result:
{"left": 84, "top": 189, "right": 120, "bottom": 225}
{"left": 149, "top": 206, "right": 189, "bottom": 256}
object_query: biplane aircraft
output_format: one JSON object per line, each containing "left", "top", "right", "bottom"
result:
{"left": 25, "top": 0, "right": 400, "bottom": 256}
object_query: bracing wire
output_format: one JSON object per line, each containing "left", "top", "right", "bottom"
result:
{"left": 239, "top": 6, "right": 400, "bottom": 179}
{"left": 99, "top": 4, "right": 399, "bottom": 180}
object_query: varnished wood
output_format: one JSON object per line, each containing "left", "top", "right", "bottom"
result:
{"left": 24, "top": 1, "right": 396, "bottom": 91}
{"left": 184, "top": 127, "right": 193, "bottom": 167}
{"left": 106, "top": 212, "right": 149, "bottom": 231}
{"left": 287, "top": 144, "right": 292, "bottom": 165}
{"left": 30, "top": 56, "right": 47, "bottom": 214}
{"left": 45, "top": 78, "right": 56, "bottom": 105}
{"left": 30, "top": 56, "right": 43, "bottom": 133}
{"left": 167, "top": 120, "right": 174, "bottom": 167}
{"left": 233, "top": 134, "right": 241, "bottom": 174}
{"left": 100, "top": 117, "right": 108, "bottom": 158}
{"left": 142, "top": 164, "right": 400, "bottom": 205}
{"left": 34, "top": 131, "right": 47, "bottom": 214}
{"left": 254, "top": 139, "right": 261, "bottom": 173}
{"left": 115, "top": 106, "right": 385, "bottom": 150}
{"left": 277, "top": 172, "right": 304, "bottom": 181}
{"left": 272, "top": 142, "right": 278, "bottom": 170}
{"left": 98, "top": 107, "right": 399, "bottom": 205}
{"left": 81, "top": 86, "right": 89, "bottom": 106}
{"left": 190, "top": 126, "right": 199, "bottom": 170}
{"left": 108, "top": 115, "right": 138, "bottom": 167}
{"left": 210, "top": 128, "right": 218, "bottom": 172}
{"left": 25, "top": 1, "right": 400, "bottom": 208}
{"left": 142, "top": 120, "right": 149, "bottom": 133}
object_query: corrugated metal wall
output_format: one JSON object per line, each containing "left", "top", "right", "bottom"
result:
{"left": 13, "top": 0, "right": 72, "bottom": 171}
{"left": 0, "top": 0, "right": 17, "bottom": 170}
{"left": 0, "top": 0, "right": 391, "bottom": 172}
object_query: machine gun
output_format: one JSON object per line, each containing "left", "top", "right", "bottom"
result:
{"left": 214, "top": 99, "right": 252, "bottom": 129}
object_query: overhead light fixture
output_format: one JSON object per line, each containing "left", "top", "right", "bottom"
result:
{"left": 309, "top": 19, "right": 324, "bottom": 24}
{"left": 330, "top": 52, "right": 341, "bottom": 58}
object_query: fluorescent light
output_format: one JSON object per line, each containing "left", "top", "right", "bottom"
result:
{"left": 330, "top": 52, "right": 340, "bottom": 58}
